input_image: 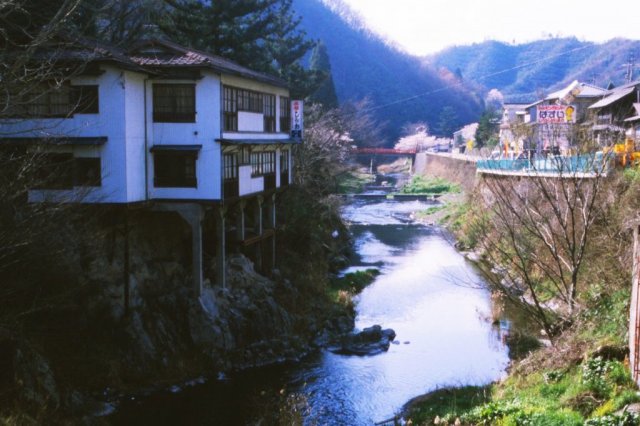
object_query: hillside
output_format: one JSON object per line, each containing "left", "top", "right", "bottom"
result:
{"left": 429, "top": 37, "right": 640, "bottom": 102}
{"left": 291, "top": 0, "right": 484, "bottom": 143}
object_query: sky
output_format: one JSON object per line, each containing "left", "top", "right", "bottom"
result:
{"left": 340, "top": 0, "right": 640, "bottom": 56}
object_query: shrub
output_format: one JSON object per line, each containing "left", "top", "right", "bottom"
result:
{"left": 400, "top": 176, "right": 460, "bottom": 195}
{"left": 585, "top": 411, "right": 640, "bottom": 426}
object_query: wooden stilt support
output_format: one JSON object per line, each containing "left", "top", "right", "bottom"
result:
{"left": 216, "top": 206, "right": 227, "bottom": 288}
{"left": 253, "top": 196, "right": 263, "bottom": 272}
{"left": 236, "top": 200, "right": 246, "bottom": 242}
{"left": 123, "top": 213, "right": 130, "bottom": 317}
{"left": 266, "top": 194, "right": 276, "bottom": 271}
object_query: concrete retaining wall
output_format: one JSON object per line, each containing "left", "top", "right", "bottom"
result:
{"left": 414, "top": 153, "right": 477, "bottom": 192}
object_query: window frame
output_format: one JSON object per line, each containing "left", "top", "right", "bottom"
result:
{"left": 152, "top": 83, "right": 196, "bottom": 123}
{"left": 8, "top": 83, "right": 100, "bottom": 118}
{"left": 32, "top": 154, "right": 102, "bottom": 189}
{"left": 280, "top": 97, "right": 290, "bottom": 133}
{"left": 153, "top": 151, "right": 198, "bottom": 188}
{"left": 73, "top": 157, "right": 102, "bottom": 187}
{"left": 250, "top": 151, "right": 275, "bottom": 177}
{"left": 264, "top": 94, "right": 276, "bottom": 133}
{"left": 223, "top": 153, "right": 238, "bottom": 181}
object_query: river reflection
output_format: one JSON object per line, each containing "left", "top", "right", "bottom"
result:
{"left": 110, "top": 197, "right": 509, "bottom": 425}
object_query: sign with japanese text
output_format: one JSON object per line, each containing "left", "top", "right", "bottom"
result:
{"left": 537, "top": 105, "right": 576, "bottom": 124}
{"left": 291, "top": 100, "right": 303, "bottom": 140}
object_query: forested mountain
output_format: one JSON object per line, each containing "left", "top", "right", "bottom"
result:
{"left": 291, "top": 0, "right": 484, "bottom": 143}
{"left": 429, "top": 37, "right": 640, "bottom": 103}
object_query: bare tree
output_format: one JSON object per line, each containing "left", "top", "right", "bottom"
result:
{"left": 293, "top": 103, "right": 368, "bottom": 194}
{"left": 470, "top": 158, "right": 608, "bottom": 339}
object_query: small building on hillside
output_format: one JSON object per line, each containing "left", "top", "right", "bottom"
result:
{"left": 524, "top": 80, "right": 607, "bottom": 153}
{"left": 587, "top": 81, "right": 640, "bottom": 147}
{"left": 452, "top": 122, "right": 478, "bottom": 153}
{"left": 498, "top": 103, "right": 528, "bottom": 152}
{"left": 0, "top": 37, "right": 299, "bottom": 293}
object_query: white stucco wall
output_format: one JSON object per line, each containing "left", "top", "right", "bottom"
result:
{"left": 238, "top": 165, "right": 264, "bottom": 196}
{"left": 8, "top": 65, "right": 136, "bottom": 203}
{"left": 123, "top": 71, "right": 147, "bottom": 202}
{"left": 147, "top": 72, "right": 222, "bottom": 201}
{"left": 238, "top": 111, "right": 264, "bottom": 132}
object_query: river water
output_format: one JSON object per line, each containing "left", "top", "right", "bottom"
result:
{"left": 111, "top": 195, "right": 510, "bottom": 425}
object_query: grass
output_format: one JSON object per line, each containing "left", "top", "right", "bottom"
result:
{"left": 405, "top": 357, "right": 639, "bottom": 425}
{"left": 327, "top": 269, "right": 380, "bottom": 307}
{"left": 400, "top": 176, "right": 460, "bottom": 195}
{"left": 336, "top": 170, "right": 373, "bottom": 194}
{"left": 403, "top": 386, "right": 492, "bottom": 425}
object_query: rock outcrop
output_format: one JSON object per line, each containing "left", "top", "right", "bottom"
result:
{"left": 329, "top": 325, "right": 396, "bottom": 356}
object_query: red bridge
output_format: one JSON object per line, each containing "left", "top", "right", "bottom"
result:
{"left": 352, "top": 148, "right": 417, "bottom": 155}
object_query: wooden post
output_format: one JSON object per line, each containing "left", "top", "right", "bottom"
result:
{"left": 253, "top": 196, "right": 263, "bottom": 272}
{"left": 216, "top": 206, "right": 227, "bottom": 288}
{"left": 266, "top": 194, "right": 276, "bottom": 271}
{"left": 123, "top": 213, "right": 130, "bottom": 317}
{"left": 236, "top": 200, "right": 246, "bottom": 242}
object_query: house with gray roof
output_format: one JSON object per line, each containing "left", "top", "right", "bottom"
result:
{"left": 523, "top": 80, "right": 607, "bottom": 153}
{"left": 587, "top": 81, "right": 640, "bottom": 146}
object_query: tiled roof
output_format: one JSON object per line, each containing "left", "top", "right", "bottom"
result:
{"left": 28, "top": 35, "right": 288, "bottom": 89}
{"left": 129, "top": 39, "right": 288, "bottom": 88}
{"left": 588, "top": 86, "right": 636, "bottom": 109}
{"left": 546, "top": 80, "right": 607, "bottom": 101}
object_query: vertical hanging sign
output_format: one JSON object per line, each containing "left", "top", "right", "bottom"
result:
{"left": 291, "top": 100, "right": 303, "bottom": 140}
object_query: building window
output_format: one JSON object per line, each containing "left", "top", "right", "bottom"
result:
{"left": 223, "top": 86, "right": 238, "bottom": 131}
{"left": 224, "top": 85, "right": 281, "bottom": 132}
{"left": 27, "top": 85, "right": 73, "bottom": 117}
{"left": 239, "top": 146, "right": 251, "bottom": 164}
{"left": 73, "top": 85, "right": 99, "bottom": 114}
{"left": 223, "top": 153, "right": 238, "bottom": 180}
{"left": 153, "top": 84, "right": 196, "bottom": 123}
{"left": 280, "top": 97, "right": 290, "bottom": 132}
{"left": 264, "top": 94, "right": 276, "bottom": 132}
{"left": 34, "top": 153, "right": 74, "bottom": 189}
{"left": 8, "top": 84, "right": 99, "bottom": 118}
{"left": 237, "top": 89, "right": 263, "bottom": 113}
{"left": 280, "top": 150, "right": 290, "bottom": 186}
{"left": 250, "top": 151, "right": 275, "bottom": 176}
{"left": 33, "top": 154, "right": 102, "bottom": 189}
{"left": 280, "top": 151, "right": 289, "bottom": 173}
{"left": 74, "top": 157, "right": 101, "bottom": 187}
{"left": 153, "top": 152, "right": 197, "bottom": 187}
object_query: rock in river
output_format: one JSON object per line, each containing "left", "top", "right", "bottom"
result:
{"left": 329, "top": 325, "right": 396, "bottom": 356}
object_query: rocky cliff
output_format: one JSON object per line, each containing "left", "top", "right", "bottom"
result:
{"left": 1, "top": 206, "right": 353, "bottom": 421}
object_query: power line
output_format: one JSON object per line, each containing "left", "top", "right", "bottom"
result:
{"left": 357, "top": 44, "right": 595, "bottom": 115}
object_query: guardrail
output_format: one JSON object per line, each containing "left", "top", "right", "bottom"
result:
{"left": 476, "top": 153, "right": 612, "bottom": 177}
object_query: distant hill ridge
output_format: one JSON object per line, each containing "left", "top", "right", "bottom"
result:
{"left": 291, "top": 0, "right": 640, "bottom": 140}
{"left": 292, "top": 0, "right": 483, "bottom": 142}
{"left": 428, "top": 37, "right": 640, "bottom": 103}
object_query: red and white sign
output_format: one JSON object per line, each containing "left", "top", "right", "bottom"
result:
{"left": 537, "top": 105, "right": 576, "bottom": 124}
{"left": 291, "top": 100, "right": 303, "bottom": 139}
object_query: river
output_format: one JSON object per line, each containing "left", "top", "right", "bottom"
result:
{"left": 110, "top": 193, "right": 510, "bottom": 425}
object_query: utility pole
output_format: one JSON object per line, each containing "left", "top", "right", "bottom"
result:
{"left": 624, "top": 52, "right": 636, "bottom": 84}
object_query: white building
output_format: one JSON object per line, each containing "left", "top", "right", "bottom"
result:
{"left": 1, "top": 39, "right": 295, "bottom": 204}
{"left": 499, "top": 103, "right": 528, "bottom": 152}
{"left": 0, "top": 38, "right": 300, "bottom": 292}
{"left": 524, "top": 80, "right": 607, "bottom": 153}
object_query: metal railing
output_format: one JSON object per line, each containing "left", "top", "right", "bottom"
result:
{"left": 476, "top": 153, "right": 612, "bottom": 176}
